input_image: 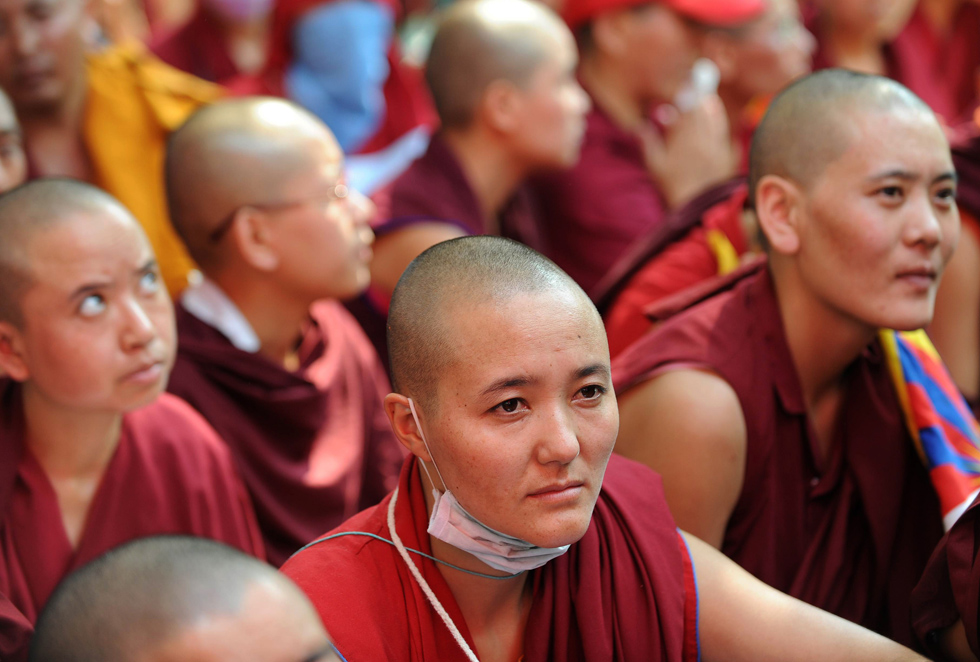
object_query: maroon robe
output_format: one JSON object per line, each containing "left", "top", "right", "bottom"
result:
{"left": 531, "top": 103, "right": 667, "bottom": 293}
{"left": 0, "top": 382, "right": 264, "bottom": 624}
{"left": 282, "top": 454, "right": 698, "bottom": 661}
{"left": 912, "top": 491, "right": 980, "bottom": 656}
{"left": 612, "top": 267, "right": 944, "bottom": 646}
{"left": 0, "top": 592, "right": 30, "bottom": 662}
{"left": 167, "top": 300, "right": 404, "bottom": 567}
{"left": 151, "top": 8, "right": 241, "bottom": 85}
{"left": 378, "top": 133, "right": 543, "bottom": 249}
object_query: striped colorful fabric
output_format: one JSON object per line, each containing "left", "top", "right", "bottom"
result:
{"left": 880, "top": 329, "right": 980, "bottom": 529}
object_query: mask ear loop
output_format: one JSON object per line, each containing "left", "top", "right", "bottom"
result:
{"left": 408, "top": 398, "right": 450, "bottom": 494}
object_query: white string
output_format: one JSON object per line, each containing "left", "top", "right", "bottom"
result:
{"left": 387, "top": 487, "right": 481, "bottom": 662}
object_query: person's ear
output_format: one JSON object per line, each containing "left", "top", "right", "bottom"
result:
{"left": 384, "top": 393, "right": 433, "bottom": 461}
{"left": 754, "top": 175, "right": 803, "bottom": 255}
{"left": 0, "top": 322, "right": 29, "bottom": 382}
{"left": 231, "top": 207, "right": 280, "bottom": 272}
{"left": 481, "top": 79, "right": 523, "bottom": 134}
{"left": 700, "top": 32, "right": 737, "bottom": 85}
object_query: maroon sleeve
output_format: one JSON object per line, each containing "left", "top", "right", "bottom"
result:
{"left": 0, "top": 593, "right": 31, "bottom": 662}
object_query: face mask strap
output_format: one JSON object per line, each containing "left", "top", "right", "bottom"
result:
{"left": 408, "top": 398, "right": 449, "bottom": 493}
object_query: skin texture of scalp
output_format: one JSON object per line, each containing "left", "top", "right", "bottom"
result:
{"left": 386, "top": 235, "right": 597, "bottom": 409}
{"left": 426, "top": 0, "right": 569, "bottom": 129}
{"left": 747, "top": 68, "right": 936, "bottom": 209}
{"left": 0, "top": 179, "right": 131, "bottom": 327}
{"left": 28, "top": 536, "right": 331, "bottom": 662}
{"left": 164, "top": 97, "right": 341, "bottom": 270}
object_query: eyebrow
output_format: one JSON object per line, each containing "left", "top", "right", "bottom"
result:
{"left": 136, "top": 258, "right": 158, "bottom": 275}
{"left": 575, "top": 363, "right": 611, "bottom": 382}
{"left": 480, "top": 375, "right": 536, "bottom": 398}
{"left": 866, "top": 169, "right": 959, "bottom": 185}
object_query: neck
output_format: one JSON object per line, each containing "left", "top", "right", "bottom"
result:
{"left": 440, "top": 129, "right": 527, "bottom": 231}
{"left": 20, "top": 384, "right": 121, "bottom": 480}
{"left": 214, "top": 273, "right": 310, "bottom": 368}
{"left": 19, "top": 73, "right": 87, "bottom": 135}
{"left": 919, "top": 0, "right": 963, "bottom": 34}
{"left": 211, "top": 10, "right": 272, "bottom": 74}
{"left": 819, "top": 19, "right": 886, "bottom": 75}
{"left": 578, "top": 57, "right": 646, "bottom": 130}
{"left": 770, "top": 263, "right": 877, "bottom": 407}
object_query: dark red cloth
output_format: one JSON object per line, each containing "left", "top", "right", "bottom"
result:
{"left": 150, "top": 8, "right": 240, "bottom": 85}
{"left": 282, "top": 454, "right": 698, "bottom": 661}
{"left": 612, "top": 268, "right": 945, "bottom": 646}
{"left": 889, "top": 4, "right": 980, "bottom": 124}
{"left": 911, "top": 491, "right": 980, "bottom": 657}
{"left": 0, "top": 592, "right": 30, "bottom": 662}
{"left": 0, "top": 382, "right": 265, "bottom": 623}
{"left": 603, "top": 183, "right": 749, "bottom": 358}
{"left": 380, "top": 133, "right": 544, "bottom": 249}
{"left": 239, "top": 0, "right": 436, "bottom": 154}
{"left": 531, "top": 103, "right": 667, "bottom": 293}
{"left": 167, "top": 300, "right": 404, "bottom": 567}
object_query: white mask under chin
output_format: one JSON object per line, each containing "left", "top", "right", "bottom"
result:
{"left": 407, "top": 398, "right": 570, "bottom": 574}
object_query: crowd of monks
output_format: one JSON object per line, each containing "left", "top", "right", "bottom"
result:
{"left": 2, "top": 0, "right": 980, "bottom": 660}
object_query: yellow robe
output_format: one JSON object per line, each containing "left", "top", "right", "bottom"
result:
{"left": 84, "top": 43, "right": 222, "bottom": 295}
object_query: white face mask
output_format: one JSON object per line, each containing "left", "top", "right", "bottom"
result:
{"left": 408, "top": 398, "right": 570, "bottom": 574}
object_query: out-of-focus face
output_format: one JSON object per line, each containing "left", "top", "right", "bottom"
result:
{"left": 266, "top": 131, "right": 374, "bottom": 303}
{"left": 509, "top": 23, "right": 590, "bottom": 170}
{"left": 0, "top": 0, "right": 88, "bottom": 113}
{"left": 0, "top": 93, "right": 25, "bottom": 192}
{"left": 416, "top": 287, "right": 618, "bottom": 549}
{"left": 793, "top": 106, "right": 959, "bottom": 332}
{"left": 8, "top": 208, "right": 175, "bottom": 413}
{"left": 619, "top": 3, "right": 703, "bottom": 104}
{"left": 143, "top": 578, "right": 338, "bottom": 662}
{"left": 716, "top": 0, "right": 814, "bottom": 103}
{"left": 816, "top": 0, "right": 907, "bottom": 39}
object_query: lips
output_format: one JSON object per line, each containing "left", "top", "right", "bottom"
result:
{"left": 528, "top": 481, "right": 585, "bottom": 497}
{"left": 121, "top": 359, "right": 166, "bottom": 385}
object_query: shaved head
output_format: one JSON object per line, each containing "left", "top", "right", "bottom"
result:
{"left": 426, "top": 0, "right": 571, "bottom": 128}
{"left": 0, "top": 179, "right": 132, "bottom": 327}
{"left": 165, "top": 97, "right": 343, "bottom": 270}
{"left": 30, "top": 537, "right": 334, "bottom": 662}
{"left": 748, "top": 69, "right": 936, "bottom": 208}
{"left": 387, "top": 236, "right": 593, "bottom": 407}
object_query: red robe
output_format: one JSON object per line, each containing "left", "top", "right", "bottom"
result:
{"left": 531, "top": 103, "right": 667, "bottom": 293}
{"left": 912, "top": 491, "right": 980, "bottom": 657}
{"left": 150, "top": 8, "right": 241, "bottom": 86}
{"left": 601, "top": 181, "right": 748, "bottom": 358}
{"left": 167, "top": 300, "right": 404, "bottom": 567}
{"left": 0, "top": 592, "right": 30, "bottom": 662}
{"left": 282, "top": 454, "right": 699, "bottom": 662}
{"left": 0, "top": 382, "right": 264, "bottom": 623}
{"left": 612, "top": 267, "right": 945, "bottom": 646}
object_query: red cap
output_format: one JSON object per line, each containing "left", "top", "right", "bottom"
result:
{"left": 562, "top": 0, "right": 767, "bottom": 31}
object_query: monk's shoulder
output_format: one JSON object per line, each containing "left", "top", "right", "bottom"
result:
{"left": 311, "top": 301, "right": 389, "bottom": 374}
{"left": 599, "top": 454, "right": 676, "bottom": 526}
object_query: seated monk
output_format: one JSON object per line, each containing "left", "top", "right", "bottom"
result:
{"left": 0, "top": 180, "right": 264, "bottom": 628}
{"left": 151, "top": 0, "right": 273, "bottom": 86}
{"left": 370, "top": 0, "right": 590, "bottom": 301}
{"left": 164, "top": 97, "right": 405, "bottom": 567}
{"left": 28, "top": 536, "right": 338, "bottom": 662}
{"left": 282, "top": 234, "right": 929, "bottom": 662}
{"left": 0, "top": 0, "right": 223, "bottom": 295}
{"left": 614, "top": 69, "right": 962, "bottom": 645}
{"left": 529, "top": 0, "right": 763, "bottom": 293}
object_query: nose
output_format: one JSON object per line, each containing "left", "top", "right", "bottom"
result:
{"left": 536, "top": 404, "right": 581, "bottom": 466}
{"left": 120, "top": 298, "right": 157, "bottom": 351}
{"left": 904, "top": 193, "right": 944, "bottom": 251}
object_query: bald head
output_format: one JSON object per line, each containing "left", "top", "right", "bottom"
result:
{"left": 427, "top": 0, "right": 571, "bottom": 128}
{"left": 748, "top": 69, "right": 936, "bottom": 208}
{"left": 30, "top": 537, "right": 334, "bottom": 662}
{"left": 0, "top": 179, "right": 133, "bottom": 327}
{"left": 387, "top": 236, "right": 592, "bottom": 407}
{"left": 165, "top": 98, "right": 343, "bottom": 270}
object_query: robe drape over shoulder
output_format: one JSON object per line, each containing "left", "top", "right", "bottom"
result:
{"left": 282, "top": 454, "right": 699, "bottom": 662}
{"left": 912, "top": 491, "right": 980, "bottom": 657}
{"left": 0, "top": 382, "right": 265, "bottom": 624}
{"left": 531, "top": 103, "right": 668, "bottom": 293}
{"left": 612, "top": 267, "right": 944, "bottom": 646}
{"left": 79, "top": 43, "right": 222, "bottom": 295}
{"left": 0, "top": 591, "right": 31, "bottom": 662}
{"left": 167, "top": 300, "right": 404, "bottom": 567}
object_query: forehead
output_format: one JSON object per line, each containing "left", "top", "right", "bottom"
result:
{"left": 278, "top": 130, "right": 345, "bottom": 194}
{"left": 436, "top": 288, "right": 608, "bottom": 393}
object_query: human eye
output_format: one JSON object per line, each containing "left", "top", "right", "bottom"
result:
{"left": 78, "top": 293, "right": 106, "bottom": 317}
{"left": 933, "top": 185, "right": 957, "bottom": 208}
{"left": 574, "top": 384, "right": 607, "bottom": 405}
{"left": 491, "top": 398, "right": 527, "bottom": 414}
{"left": 876, "top": 185, "right": 904, "bottom": 203}
{"left": 137, "top": 269, "right": 160, "bottom": 295}
{"left": 29, "top": 0, "right": 57, "bottom": 21}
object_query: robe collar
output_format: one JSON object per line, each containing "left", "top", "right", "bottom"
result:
{"left": 180, "top": 277, "right": 261, "bottom": 353}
